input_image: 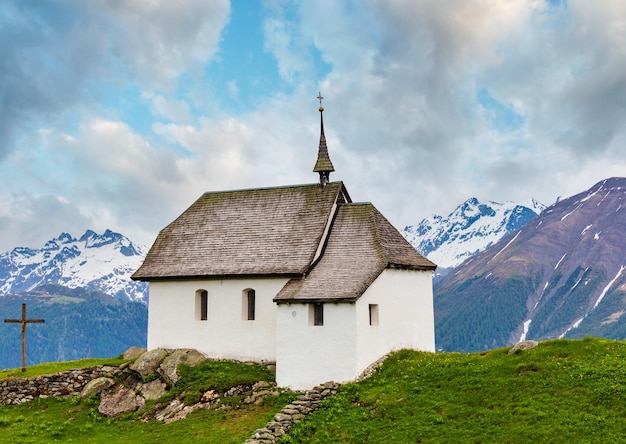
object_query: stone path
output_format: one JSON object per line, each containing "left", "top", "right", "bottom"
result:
{"left": 245, "top": 381, "right": 340, "bottom": 443}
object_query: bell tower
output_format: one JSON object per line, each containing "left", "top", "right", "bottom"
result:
{"left": 312, "top": 92, "right": 335, "bottom": 186}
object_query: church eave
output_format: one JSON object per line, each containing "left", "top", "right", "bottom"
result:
{"left": 131, "top": 271, "right": 304, "bottom": 282}
{"left": 275, "top": 297, "right": 358, "bottom": 304}
{"left": 386, "top": 262, "right": 437, "bottom": 271}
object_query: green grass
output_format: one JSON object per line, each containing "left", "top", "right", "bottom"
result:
{"left": 0, "top": 358, "right": 295, "bottom": 443}
{"left": 174, "top": 360, "right": 275, "bottom": 405}
{"left": 4, "top": 338, "right": 626, "bottom": 443}
{"left": 283, "top": 338, "right": 626, "bottom": 443}
{"left": 0, "top": 357, "right": 127, "bottom": 380}
{"left": 0, "top": 395, "right": 293, "bottom": 443}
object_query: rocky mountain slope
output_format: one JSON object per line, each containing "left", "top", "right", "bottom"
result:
{"left": 0, "top": 230, "right": 147, "bottom": 302}
{"left": 402, "top": 198, "right": 545, "bottom": 269}
{"left": 435, "top": 177, "right": 626, "bottom": 352}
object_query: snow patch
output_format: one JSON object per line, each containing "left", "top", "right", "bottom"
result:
{"left": 534, "top": 282, "right": 550, "bottom": 309}
{"left": 594, "top": 265, "right": 625, "bottom": 309}
{"left": 560, "top": 317, "right": 584, "bottom": 338}
{"left": 580, "top": 187, "right": 601, "bottom": 203}
{"left": 490, "top": 230, "right": 522, "bottom": 262}
{"left": 598, "top": 191, "right": 611, "bottom": 205}
{"left": 519, "top": 319, "right": 532, "bottom": 342}
{"left": 561, "top": 203, "right": 583, "bottom": 221}
{"left": 555, "top": 253, "right": 567, "bottom": 270}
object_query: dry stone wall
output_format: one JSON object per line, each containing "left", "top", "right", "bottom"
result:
{"left": 0, "top": 365, "right": 120, "bottom": 405}
{"left": 245, "top": 381, "right": 340, "bottom": 444}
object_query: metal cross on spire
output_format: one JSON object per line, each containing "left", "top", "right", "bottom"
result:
{"left": 4, "top": 304, "right": 45, "bottom": 372}
{"left": 317, "top": 92, "right": 324, "bottom": 109}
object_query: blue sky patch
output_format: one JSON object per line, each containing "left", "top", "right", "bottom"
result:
{"left": 477, "top": 88, "right": 525, "bottom": 132}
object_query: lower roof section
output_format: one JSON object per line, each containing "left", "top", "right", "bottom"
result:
{"left": 274, "top": 202, "right": 436, "bottom": 303}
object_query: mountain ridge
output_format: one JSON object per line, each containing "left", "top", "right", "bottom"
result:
{"left": 435, "top": 177, "right": 626, "bottom": 352}
{"left": 0, "top": 229, "right": 148, "bottom": 302}
{"left": 402, "top": 197, "right": 545, "bottom": 269}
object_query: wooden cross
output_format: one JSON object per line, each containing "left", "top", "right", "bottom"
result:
{"left": 4, "top": 304, "right": 45, "bottom": 372}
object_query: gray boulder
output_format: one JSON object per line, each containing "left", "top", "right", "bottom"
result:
{"left": 140, "top": 379, "right": 168, "bottom": 401}
{"left": 508, "top": 340, "right": 539, "bottom": 354}
{"left": 158, "top": 349, "right": 206, "bottom": 387}
{"left": 130, "top": 348, "right": 168, "bottom": 379}
{"left": 123, "top": 346, "right": 147, "bottom": 360}
{"left": 80, "top": 377, "right": 115, "bottom": 399}
{"left": 98, "top": 385, "right": 146, "bottom": 417}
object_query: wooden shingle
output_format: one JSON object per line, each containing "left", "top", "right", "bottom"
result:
{"left": 132, "top": 182, "right": 350, "bottom": 280}
{"left": 274, "top": 202, "right": 436, "bottom": 303}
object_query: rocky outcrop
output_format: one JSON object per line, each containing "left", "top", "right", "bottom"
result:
{"left": 129, "top": 348, "right": 168, "bottom": 379}
{"left": 146, "top": 380, "right": 282, "bottom": 424}
{"left": 139, "top": 379, "right": 168, "bottom": 400}
{"left": 157, "top": 349, "right": 206, "bottom": 386}
{"left": 98, "top": 384, "right": 146, "bottom": 417}
{"left": 93, "top": 348, "right": 207, "bottom": 418}
{"left": 122, "top": 346, "right": 146, "bottom": 360}
{"left": 80, "top": 377, "right": 116, "bottom": 399}
{"left": 508, "top": 340, "right": 539, "bottom": 354}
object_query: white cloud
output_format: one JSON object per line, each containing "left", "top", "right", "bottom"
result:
{"left": 0, "top": 192, "right": 92, "bottom": 251}
{"left": 2, "top": 0, "right": 626, "bottom": 252}
{"left": 146, "top": 94, "right": 194, "bottom": 124}
{"left": 92, "top": 0, "right": 230, "bottom": 87}
{"left": 0, "top": 0, "right": 230, "bottom": 159}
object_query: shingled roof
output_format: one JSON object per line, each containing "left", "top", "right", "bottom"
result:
{"left": 274, "top": 202, "right": 437, "bottom": 303}
{"left": 132, "top": 181, "right": 350, "bottom": 280}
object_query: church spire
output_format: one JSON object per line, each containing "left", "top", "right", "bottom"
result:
{"left": 313, "top": 92, "right": 335, "bottom": 186}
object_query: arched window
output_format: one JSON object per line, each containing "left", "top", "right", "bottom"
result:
{"left": 243, "top": 289, "right": 256, "bottom": 320}
{"left": 196, "top": 289, "right": 208, "bottom": 321}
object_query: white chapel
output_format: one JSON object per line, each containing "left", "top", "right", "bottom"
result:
{"left": 132, "top": 97, "right": 437, "bottom": 389}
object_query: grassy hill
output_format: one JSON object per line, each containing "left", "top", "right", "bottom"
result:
{"left": 2, "top": 338, "right": 626, "bottom": 443}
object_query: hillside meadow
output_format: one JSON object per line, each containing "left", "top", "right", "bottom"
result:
{"left": 1, "top": 338, "right": 626, "bottom": 443}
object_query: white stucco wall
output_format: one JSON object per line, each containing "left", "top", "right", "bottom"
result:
{"left": 275, "top": 268, "right": 435, "bottom": 389}
{"left": 147, "top": 277, "right": 288, "bottom": 362}
{"left": 276, "top": 302, "right": 357, "bottom": 390}
{"left": 147, "top": 268, "right": 434, "bottom": 389}
{"left": 355, "top": 268, "right": 435, "bottom": 372}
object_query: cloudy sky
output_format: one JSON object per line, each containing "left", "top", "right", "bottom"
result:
{"left": 1, "top": 0, "right": 625, "bottom": 251}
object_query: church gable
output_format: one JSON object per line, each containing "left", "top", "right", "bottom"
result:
{"left": 274, "top": 202, "right": 436, "bottom": 303}
{"left": 132, "top": 181, "right": 351, "bottom": 280}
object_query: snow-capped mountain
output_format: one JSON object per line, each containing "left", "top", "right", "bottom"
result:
{"left": 435, "top": 177, "right": 626, "bottom": 352}
{"left": 402, "top": 197, "right": 546, "bottom": 269}
{"left": 0, "top": 230, "right": 148, "bottom": 302}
